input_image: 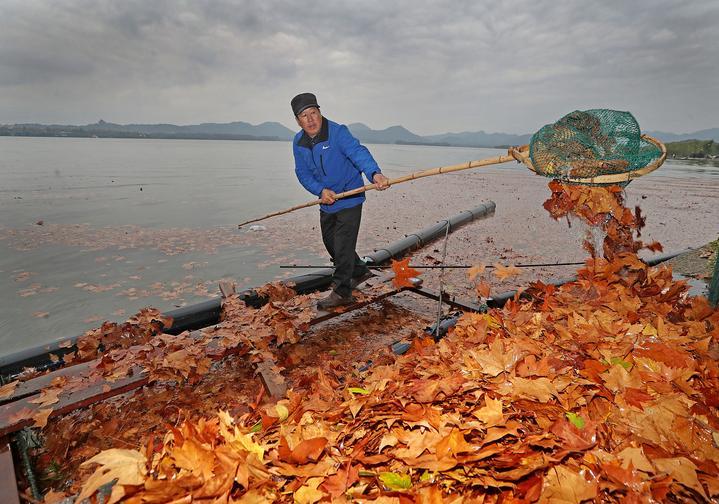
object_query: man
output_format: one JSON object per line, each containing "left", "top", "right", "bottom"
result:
{"left": 291, "top": 92, "right": 390, "bottom": 309}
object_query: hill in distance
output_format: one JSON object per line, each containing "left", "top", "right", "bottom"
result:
{"left": 2, "top": 119, "right": 718, "bottom": 147}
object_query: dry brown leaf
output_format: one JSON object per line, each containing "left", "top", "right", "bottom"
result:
{"left": 493, "top": 263, "right": 521, "bottom": 281}
{"left": 0, "top": 380, "right": 19, "bottom": 400}
{"left": 78, "top": 449, "right": 147, "bottom": 504}
{"left": 468, "top": 263, "right": 486, "bottom": 281}
{"left": 472, "top": 396, "right": 504, "bottom": 427}
{"left": 475, "top": 280, "right": 491, "bottom": 299}
{"left": 32, "top": 408, "right": 53, "bottom": 428}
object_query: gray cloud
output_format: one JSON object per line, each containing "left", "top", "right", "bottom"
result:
{"left": 0, "top": 0, "right": 717, "bottom": 133}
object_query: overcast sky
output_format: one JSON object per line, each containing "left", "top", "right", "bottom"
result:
{"left": 1, "top": 0, "right": 717, "bottom": 135}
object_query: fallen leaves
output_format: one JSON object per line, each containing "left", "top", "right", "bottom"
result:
{"left": 29, "top": 182, "right": 719, "bottom": 502}
{"left": 77, "top": 449, "right": 147, "bottom": 504}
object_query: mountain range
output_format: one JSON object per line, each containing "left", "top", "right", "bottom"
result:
{"left": 2, "top": 119, "right": 718, "bottom": 147}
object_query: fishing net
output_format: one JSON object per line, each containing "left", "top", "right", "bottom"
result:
{"left": 528, "top": 109, "right": 663, "bottom": 182}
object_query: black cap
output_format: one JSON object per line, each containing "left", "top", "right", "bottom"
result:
{"left": 291, "top": 93, "right": 320, "bottom": 116}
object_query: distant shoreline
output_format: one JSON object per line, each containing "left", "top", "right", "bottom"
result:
{"left": 3, "top": 128, "right": 718, "bottom": 155}
{"left": 0, "top": 130, "right": 284, "bottom": 142}
{"left": 0, "top": 131, "right": 509, "bottom": 149}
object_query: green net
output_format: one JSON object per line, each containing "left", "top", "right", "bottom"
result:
{"left": 529, "top": 109, "right": 662, "bottom": 181}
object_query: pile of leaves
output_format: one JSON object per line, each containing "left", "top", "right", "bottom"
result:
{"left": 66, "top": 181, "right": 719, "bottom": 503}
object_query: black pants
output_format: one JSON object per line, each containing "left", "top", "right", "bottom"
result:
{"left": 320, "top": 204, "right": 370, "bottom": 297}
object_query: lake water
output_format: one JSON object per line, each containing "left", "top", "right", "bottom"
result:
{"left": 1, "top": 136, "right": 717, "bottom": 358}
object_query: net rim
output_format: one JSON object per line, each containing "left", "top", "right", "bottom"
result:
{"left": 509, "top": 134, "right": 666, "bottom": 185}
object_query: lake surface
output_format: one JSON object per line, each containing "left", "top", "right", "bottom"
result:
{"left": 1, "top": 136, "right": 717, "bottom": 358}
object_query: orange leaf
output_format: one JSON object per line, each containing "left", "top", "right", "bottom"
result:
{"left": 623, "top": 388, "right": 654, "bottom": 410}
{"left": 468, "top": 263, "right": 486, "bottom": 281}
{"left": 475, "top": 280, "right": 491, "bottom": 299}
{"left": 435, "top": 428, "right": 474, "bottom": 459}
{"left": 321, "top": 464, "right": 359, "bottom": 498}
{"left": 32, "top": 408, "right": 53, "bottom": 428}
{"left": 602, "top": 460, "right": 644, "bottom": 488}
{"left": 493, "top": 263, "right": 521, "bottom": 281}
{"left": 0, "top": 380, "right": 19, "bottom": 400}
{"left": 290, "top": 437, "right": 328, "bottom": 465}
{"left": 391, "top": 258, "right": 421, "bottom": 288}
{"left": 29, "top": 388, "right": 61, "bottom": 408}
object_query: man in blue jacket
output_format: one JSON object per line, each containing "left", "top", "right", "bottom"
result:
{"left": 291, "top": 93, "right": 390, "bottom": 309}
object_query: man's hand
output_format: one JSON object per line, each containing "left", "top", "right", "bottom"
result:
{"left": 320, "top": 188, "right": 336, "bottom": 204}
{"left": 373, "top": 173, "right": 390, "bottom": 191}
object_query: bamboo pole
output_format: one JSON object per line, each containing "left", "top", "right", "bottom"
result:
{"left": 238, "top": 151, "right": 518, "bottom": 227}
{"left": 238, "top": 134, "right": 667, "bottom": 228}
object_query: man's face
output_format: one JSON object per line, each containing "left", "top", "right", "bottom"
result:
{"left": 296, "top": 107, "right": 322, "bottom": 137}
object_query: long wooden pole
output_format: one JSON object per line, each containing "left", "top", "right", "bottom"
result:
{"left": 238, "top": 150, "right": 518, "bottom": 228}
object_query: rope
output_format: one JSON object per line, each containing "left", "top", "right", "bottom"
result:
{"left": 435, "top": 221, "right": 451, "bottom": 339}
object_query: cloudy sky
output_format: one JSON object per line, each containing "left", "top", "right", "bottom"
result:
{"left": 1, "top": 0, "right": 717, "bottom": 135}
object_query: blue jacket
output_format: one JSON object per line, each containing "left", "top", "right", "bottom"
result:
{"left": 293, "top": 117, "right": 381, "bottom": 213}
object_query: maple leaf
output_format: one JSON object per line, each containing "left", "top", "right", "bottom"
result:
{"left": 493, "top": 262, "right": 521, "bottom": 281}
{"left": 468, "top": 263, "right": 486, "bottom": 281}
{"left": 294, "top": 477, "right": 326, "bottom": 504}
{"left": 172, "top": 438, "right": 216, "bottom": 481}
{"left": 602, "top": 460, "right": 647, "bottom": 492}
{"left": 284, "top": 437, "right": 328, "bottom": 465}
{"left": 29, "top": 388, "right": 61, "bottom": 408}
{"left": 540, "top": 464, "right": 598, "bottom": 502}
{"left": 32, "top": 408, "right": 53, "bottom": 429}
{"left": 472, "top": 396, "right": 504, "bottom": 427}
{"left": 550, "top": 417, "right": 597, "bottom": 452}
{"left": 77, "top": 449, "right": 147, "bottom": 504}
{"left": 653, "top": 457, "right": 708, "bottom": 500}
{"left": 435, "top": 428, "right": 475, "bottom": 459}
{"left": 616, "top": 446, "right": 654, "bottom": 472}
{"left": 623, "top": 387, "right": 654, "bottom": 410}
{"left": 467, "top": 338, "right": 520, "bottom": 377}
{"left": 475, "top": 279, "right": 491, "bottom": 299}
{"left": 321, "top": 464, "right": 359, "bottom": 498}
{"left": 510, "top": 376, "right": 557, "bottom": 403}
{"left": 391, "top": 258, "right": 421, "bottom": 288}
{"left": 0, "top": 380, "right": 19, "bottom": 400}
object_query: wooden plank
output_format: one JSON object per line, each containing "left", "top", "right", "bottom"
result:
{"left": 2, "top": 331, "right": 206, "bottom": 404}
{"left": 0, "top": 342, "right": 247, "bottom": 438}
{"left": 0, "top": 437, "right": 20, "bottom": 504}
{"left": 0, "top": 370, "right": 148, "bottom": 438}
{"left": 256, "top": 360, "right": 288, "bottom": 399}
{"left": 1, "top": 360, "right": 95, "bottom": 404}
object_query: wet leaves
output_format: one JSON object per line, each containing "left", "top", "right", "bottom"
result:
{"left": 23, "top": 181, "right": 719, "bottom": 501}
